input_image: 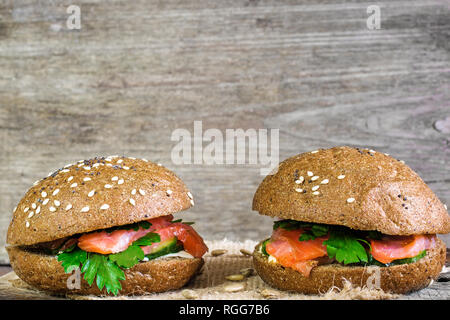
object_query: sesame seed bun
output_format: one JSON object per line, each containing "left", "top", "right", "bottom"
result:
{"left": 253, "top": 238, "right": 446, "bottom": 294}
{"left": 253, "top": 146, "right": 450, "bottom": 235}
{"left": 7, "top": 156, "right": 194, "bottom": 246}
{"left": 6, "top": 245, "right": 203, "bottom": 296}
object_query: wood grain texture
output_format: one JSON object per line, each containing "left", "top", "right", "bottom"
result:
{"left": 0, "top": 0, "right": 449, "bottom": 263}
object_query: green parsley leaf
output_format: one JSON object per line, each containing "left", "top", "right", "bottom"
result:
{"left": 109, "top": 233, "right": 160, "bottom": 268}
{"left": 109, "top": 245, "right": 145, "bottom": 268}
{"left": 57, "top": 247, "right": 87, "bottom": 273}
{"left": 323, "top": 229, "right": 369, "bottom": 264}
{"left": 273, "top": 220, "right": 311, "bottom": 231}
{"left": 132, "top": 232, "right": 161, "bottom": 246}
{"left": 81, "top": 253, "right": 125, "bottom": 295}
{"left": 299, "top": 224, "right": 329, "bottom": 241}
{"left": 172, "top": 219, "right": 195, "bottom": 225}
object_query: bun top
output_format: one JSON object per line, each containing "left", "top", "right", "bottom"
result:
{"left": 253, "top": 146, "right": 450, "bottom": 235}
{"left": 7, "top": 156, "right": 194, "bottom": 246}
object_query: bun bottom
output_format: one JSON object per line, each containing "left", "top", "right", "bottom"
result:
{"left": 253, "top": 238, "right": 446, "bottom": 295}
{"left": 6, "top": 246, "right": 203, "bottom": 296}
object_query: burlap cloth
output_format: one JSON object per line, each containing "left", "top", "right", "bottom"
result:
{"left": 1, "top": 240, "right": 449, "bottom": 300}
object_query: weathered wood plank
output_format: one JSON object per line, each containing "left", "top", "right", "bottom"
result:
{"left": 0, "top": 0, "right": 449, "bottom": 263}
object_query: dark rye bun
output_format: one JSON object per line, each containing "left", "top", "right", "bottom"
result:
{"left": 7, "top": 156, "right": 194, "bottom": 246}
{"left": 7, "top": 246, "right": 203, "bottom": 295}
{"left": 253, "top": 146, "right": 450, "bottom": 235}
{"left": 253, "top": 238, "right": 446, "bottom": 294}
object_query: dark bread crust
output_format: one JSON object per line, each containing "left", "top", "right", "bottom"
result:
{"left": 7, "top": 157, "right": 193, "bottom": 246}
{"left": 253, "top": 146, "right": 450, "bottom": 235}
{"left": 6, "top": 245, "right": 203, "bottom": 296}
{"left": 253, "top": 238, "right": 446, "bottom": 294}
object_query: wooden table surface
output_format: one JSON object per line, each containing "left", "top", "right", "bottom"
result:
{"left": 0, "top": 0, "right": 449, "bottom": 264}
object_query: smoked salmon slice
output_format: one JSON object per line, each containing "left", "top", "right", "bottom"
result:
{"left": 265, "top": 228, "right": 328, "bottom": 276}
{"left": 77, "top": 215, "right": 208, "bottom": 258}
{"left": 369, "top": 234, "right": 435, "bottom": 264}
{"left": 141, "top": 223, "right": 208, "bottom": 258}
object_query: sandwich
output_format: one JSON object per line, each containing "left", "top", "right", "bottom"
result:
{"left": 6, "top": 156, "right": 208, "bottom": 296}
{"left": 252, "top": 146, "right": 449, "bottom": 294}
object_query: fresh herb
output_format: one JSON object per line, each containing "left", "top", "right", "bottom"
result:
{"left": 81, "top": 253, "right": 125, "bottom": 295}
{"left": 57, "top": 247, "right": 87, "bottom": 273}
{"left": 273, "top": 219, "right": 311, "bottom": 231}
{"left": 323, "top": 229, "right": 370, "bottom": 264}
{"left": 109, "top": 233, "right": 160, "bottom": 268}
{"left": 57, "top": 222, "right": 162, "bottom": 295}
{"left": 299, "top": 224, "right": 329, "bottom": 241}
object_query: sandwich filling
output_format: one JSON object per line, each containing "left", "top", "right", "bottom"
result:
{"left": 260, "top": 219, "right": 436, "bottom": 277}
{"left": 38, "top": 214, "right": 208, "bottom": 295}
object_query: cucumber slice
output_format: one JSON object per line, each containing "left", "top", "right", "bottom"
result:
{"left": 145, "top": 237, "right": 183, "bottom": 260}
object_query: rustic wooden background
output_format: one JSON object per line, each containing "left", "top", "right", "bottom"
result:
{"left": 0, "top": 0, "right": 449, "bottom": 264}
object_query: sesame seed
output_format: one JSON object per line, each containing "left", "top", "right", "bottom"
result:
{"left": 444, "top": 204, "right": 447, "bottom": 210}
{"left": 166, "top": 189, "right": 173, "bottom": 196}
{"left": 42, "top": 198, "right": 49, "bottom": 205}
{"left": 347, "top": 198, "right": 355, "bottom": 203}
{"left": 311, "top": 150, "right": 319, "bottom": 153}
{"left": 118, "top": 179, "right": 124, "bottom": 185}
{"left": 295, "top": 176, "right": 304, "bottom": 184}
{"left": 187, "top": 192, "right": 193, "bottom": 199}
{"left": 24, "top": 207, "right": 29, "bottom": 213}
{"left": 307, "top": 171, "right": 313, "bottom": 177}
{"left": 106, "top": 163, "right": 113, "bottom": 167}
{"left": 131, "top": 189, "right": 137, "bottom": 195}
{"left": 157, "top": 163, "right": 162, "bottom": 166}
{"left": 36, "top": 206, "right": 41, "bottom": 214}
{"left": 295, "top": 188, "right": 303, "bottom": 193}
{"left": 49, "top": 206, "right": 56, "bottom": 212}
{"left": 84, "top": 166, "right": 91, "bottom": 170}
{"left": 321, "top": 179, "right": 329, "bottom": 184}
{"left": 41, "top": 191, "right": 48, "bottom": 198}
{"left": 70, "top": 183, "right": 78, "bottom": 188}
{"left": 190, "top": 199, "right": 195, "bottom": 206}
{"left": 84, "top": 177, "right": 91, "bottom": 182}
{"left": 54, "top": 200, "right": 60, "bottom": 207}
{"left": 312, "top": 191, "right": 320, "bottom": 195}
{"left": 80, "top": 206, "right": 89, "bottom": 212}
{"left": 13, "top": 206, "right": 17, "bottom": 213}
{"left": 104, "top": 184, "right": 112, "bottom": 189}
{"left": 139, "top": 189, "right": 146, "bottom": 196}
{"left": 26, "top": 221, "right": 30, "bottom": 228}
{"left": 61, "top": 169, "right": 70, "bottom": 173}
{"left": 129, "top": 198, "right": 136, "bottom": 206}
{"left": 52, "top": 189, "right": 59, "bottom": 196}
{"left": 68, "top": 176, "right": 74, "bottom": 182}
{"left": 399, "top": 160, "right": 405, "bottom": 164}
{"left": 92, "top": 163, "right": 100, "bottom": 168}
{"left": 142, "top": 158, "right": 149, "bottom": 162}
{"left": 312, "top": 185, "right": 320, "bottom": 191}
{"left": 123, "top": 166, "right": 130, "bottom": 170}
{"left": 117, "top": 159, "right": 123, "bottom": 164}
{"left": 31, "top": 203, "right": 37, "bottom": 209}
{"left": 88, "top": 190, "right": 95, "bottom": 197}
{"left": 111, "top": 176, "right": 118, "bottom": 181}
{"left": 100, "top": 204, "right": 109, "bottom": 210}
{"left": 337, "top": 175, "right": 346, "bottom": 179}
{"left": 28, "top": 211, "right": 34, "bottom": 218}
{"left": 65, "top": 204, "right": 72, "bottom": 211}
{"left": 33, "top": 180, "right": 39, "bottom": 186}
{"left": 311, "top": 176, "right": 319, "bottom": 181}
